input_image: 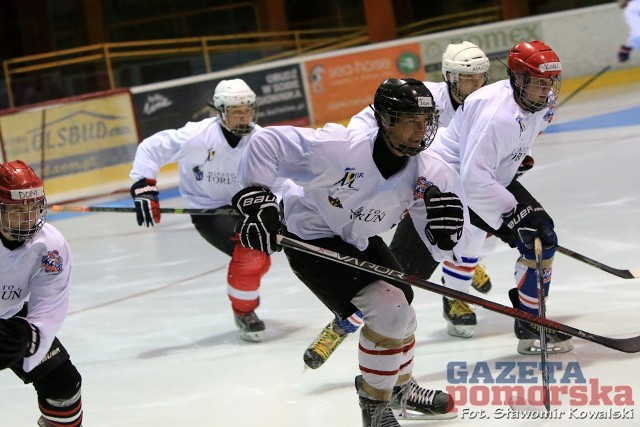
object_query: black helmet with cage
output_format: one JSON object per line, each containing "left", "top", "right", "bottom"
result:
{"left": 373, "top": 78, "right": 439, "bottom": 156}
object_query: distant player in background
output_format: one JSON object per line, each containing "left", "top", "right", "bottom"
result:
{"left": 618, "top": 0, "right": 640, "bottom": 62}
{"left": 232, "top": 78, "right": 465, "bottom": 425}
{"left": 303, "top": 41, "right": 494, "bottom": 369}
{"left": 0, "top": 160, "right": 83, "bottom": 427}
{"left": 129, "top": 79, "right": 272, "bottom": 342}
{"left": 431, "top": 40, "right": 573, "bottom": 354}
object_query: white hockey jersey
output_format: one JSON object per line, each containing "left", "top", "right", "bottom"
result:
{"left": 0, "top": 224, "right": 72, "bottom": 372}
{"left": 237, "top": 124, "right": 471, "bottom": 262}
{"left": 130, "top": 117, "right": 262, "bottom": 208}
{"left": 347, "top": 81, "right": 456, "bottom": 131}
{"left": 430, "top": 79, "right": 556, "bottom": 229}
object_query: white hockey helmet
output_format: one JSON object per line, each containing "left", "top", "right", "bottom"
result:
{"left": 211, "top": 79, "right": 257, "bottom": 136}
{"left": 441, "top": 41, "right": 490, "bottom": 102}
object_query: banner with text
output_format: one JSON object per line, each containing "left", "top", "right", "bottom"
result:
{"left": 304, "top": 43, "right": 424, "bottom": 125}
{"left": 133, "top": 64, "right": 309, "bottom": 140}
{"left": 0, "top": 89, "right": 138, "bottom": 198}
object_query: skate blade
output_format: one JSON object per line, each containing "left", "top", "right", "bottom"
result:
{"left": 393, "top": 408, "right": 458, "bottom": 420}
{"left": 517, "top": 339, "right": 574, "bottom": 355}
{"left": 239, "top": 330, "right": 264, "bottom": 342}
{"left": 446, "top": 324, "right": 474, "bottom": 338}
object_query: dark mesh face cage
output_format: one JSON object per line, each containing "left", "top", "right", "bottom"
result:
{"left": 218, "top": 104, "right": 258, "bottom": 137}
{"left": 448, "top": 71, "right": 490, "bottom": 103}
{"left": 512, "top": 73, "right": 561, "bottom": 113}
{"left": 0, "top": 197, "right": 47, "bottom": 241}
{"left": 380, "top": 110, "right": 439, "bottom": 156}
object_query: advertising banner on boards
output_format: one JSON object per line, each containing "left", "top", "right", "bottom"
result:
{"left": 304, "top": 43, "right": 424, "bottom": 125}
{"left": 133, "top": 64, "right": 309, "bottom": 140}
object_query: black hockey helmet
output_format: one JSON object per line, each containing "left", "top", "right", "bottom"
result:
{"left": 373, "top": 78, "right": 439, "bottom": 156}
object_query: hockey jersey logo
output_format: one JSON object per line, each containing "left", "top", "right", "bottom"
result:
{"left": 333, "top": 167, "right": 363, "bottom": 190}
{"left": 349, "top": 206, "right": 386, "bottom": 223}
{"left": 543, "top": 96, "right": 557, "bottom": 123}
{"left": 413, "top": 176, "right": 434, "bottom": 201}
{"left": 42, "top": 250, "right": 64, "bottom": 273}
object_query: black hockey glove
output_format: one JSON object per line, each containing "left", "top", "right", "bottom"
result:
{"left": 423, "top": 186, "right": 464, "bottom": 251}
{"left": 232, "top": 186, "right": 281, "bottom": 254}
{"left": 0, "top": 317, "right": 40, "bottom": 370}
{"left": 502, "top": 202, "right": 557, "bottom": 250}
{"left": 131, "top": 178, "right": 161, "bottom": 227}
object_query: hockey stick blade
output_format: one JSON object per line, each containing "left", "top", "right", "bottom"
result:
{"left": 277, "top": 235, "right": 640, "bottom": 353}
{"left": 50, "top": 205, "right": 238, "bottom": 216}
{"left": 557, "top": 245, "right": 640, "bottom": 279}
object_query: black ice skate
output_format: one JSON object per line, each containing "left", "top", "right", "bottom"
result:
{"left": 303, "top": 320, "right": 348, "bottom": 369}
{"left": 355, "top": 375, "right": 400, "bottom": 427}
{"left": 442, "top": 295, "right": 476, "bottom": 338}
{"left": 508, "top": 288, "right": 573, "bottom": 355}
{"left": 390, "top": 377, "right": 456, "bottom": 420}
{"left": 471, "top": 263, "right": 492, "bottom": 293}
{"left": 234, "top": 311, "right": 265, "bottom": 342}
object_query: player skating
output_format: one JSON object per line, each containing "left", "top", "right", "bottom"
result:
{"left": 303, "top": 41, "right": 493, "bottom": 369}
{"left": 617, "top": 0, "right": 640, "bottom": 61}
{"left": 430, "top": 40, "right": 573, "bottom": 354}
{"left": 232, "top": 78, "right": 468, "bottom": 425}
{"left": 129, "top": 79, "right": 272, "bottom": 342}
{"left": 0, "top": 160, "right": 83, "bottom": 426}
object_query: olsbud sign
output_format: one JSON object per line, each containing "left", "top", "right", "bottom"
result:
{"left": 447, "top": 361, "right": 635, "bottom": 420}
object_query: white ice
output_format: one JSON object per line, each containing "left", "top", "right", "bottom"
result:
{"left": 2, "top": 81, "right": 640, "bottom": 426}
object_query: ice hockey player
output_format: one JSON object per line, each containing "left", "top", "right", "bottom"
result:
{"left": 0, "top": 160, "right": 83, "bottom": 426}
{"left": 129, "top": 79, "right": 271, "bottom": 342}
{"left": 232, "top": 78, "right": 466, "bottom": 425}
{"left": 430, "top": 40, "right": 573, "bottom": 354}
{"left": 303, "top": 41, "right": 493, "bottom": 370}
{"left": 618, "top": 0, "right": 640, "bottom": 62}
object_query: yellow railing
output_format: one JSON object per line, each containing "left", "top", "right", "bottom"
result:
{"left": 2, "top": 28, "right": 366, "bottom": 108}
{"left": 397, "top": 6, "right": 501, "bottom": 37}
{"left": 1, "top": 6, "right": 503, "bottom": 109}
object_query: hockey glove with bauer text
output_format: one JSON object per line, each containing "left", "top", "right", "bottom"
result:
{"left": 502, "top": 202, "right": 557, "bottom": 251}
{"left": 423, "top": 185, "right": 464, "bottom": 251}
{"left": 232, "top": 186, "right": 281, "bottom": 254}
{"left": 0, "top": 317, "right": 40, "bottom": 370}
{"left": 131, "top": 178, "right": 161, "bottom": 227}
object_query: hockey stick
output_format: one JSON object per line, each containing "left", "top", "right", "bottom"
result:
{"left": 50, "top": 205, "right": 238, "bottom": 216}
{"left": 535, "top": 238, "right": 551, "bottom": 411}
{"left": 277, "top": 235, "right": 640, "bottom": 353}
{"left": 556, "top": 245, "right": 640, "bottom": 279}
{"left": 557, "top": 65, "right": 611, "bottom": 108}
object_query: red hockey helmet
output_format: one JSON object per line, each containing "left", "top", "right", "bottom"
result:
{"left": 0, "top": 160, "right": 47, "bottom": 241}
{"left": 508, "top": 41, "right": 562, "bottom": 79}
{"left": 507, "top": 41, "right": 561, "bottom": 112}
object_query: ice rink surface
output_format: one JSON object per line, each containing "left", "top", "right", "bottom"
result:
{"left": 2, "top": 81, "right": 640, "bottom": 426}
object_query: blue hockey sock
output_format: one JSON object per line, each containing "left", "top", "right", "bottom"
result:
{"left": 334, "top": 310, "right": 363, "bottom": 334}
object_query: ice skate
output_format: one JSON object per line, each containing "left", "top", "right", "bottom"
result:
{"left": 303, "top": 320, "right": 348, "bottom": 369}
{"left": 442, "top": 296, "right": 476, "bottom": 338}
{"left": 471, "top": 263, "right": 492, "bottom": 293}
{"left": 508, "top": 288, "right": 573, "bottom": 354}
{"left": 355, "top": 375, "right": 400, "bottom": 427}
{"left": 390, "top": 377, "right": 457, "bottom": 420}
{"left": 234, "top": 311, "right": 265, "bottom": 342}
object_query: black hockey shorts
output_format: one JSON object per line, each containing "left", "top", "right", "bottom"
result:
{"left": 191, "top": 206, "right": 243, "bottom": 256}
{"left": 388, "top": 215, "right": 440, "bottom": 280}
{"left": 11, "top": 337, "right": 71, "bottom": 385}
{"left": 282, "top": 228, "right": 413, "bottom": 319}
